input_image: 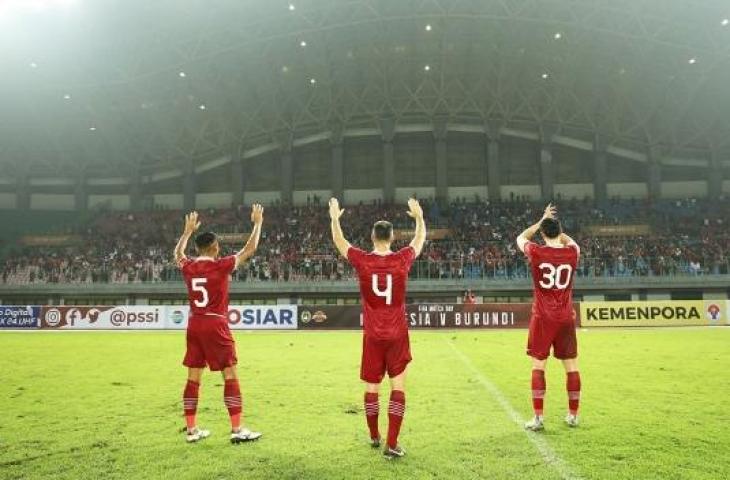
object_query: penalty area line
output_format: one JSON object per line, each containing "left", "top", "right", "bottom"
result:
{"left": 446, "top": 340, "right": 582, "bottom": 480}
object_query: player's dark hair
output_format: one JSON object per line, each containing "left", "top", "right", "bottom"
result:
{"left": 194, "top": 231, "right": 217, "bottom": 251}
{"left": 539, "top": 218, "right": 562, "bottom": 239}
{"left": 372, "top": 221, "right": 394, "bottom": 242}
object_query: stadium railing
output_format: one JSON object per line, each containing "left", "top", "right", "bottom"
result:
{"left": 1, "top": 256, "right": 727, "bottom": 285}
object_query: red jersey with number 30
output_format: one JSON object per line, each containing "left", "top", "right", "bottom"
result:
{"left": 180, "top": 256, "right": 236, "bottom": 318}
{"left": 348, "top": 246, "right": 416, "bottom": 340}
{"left": 524, "top": 242, "right": 579, "bottom": 323}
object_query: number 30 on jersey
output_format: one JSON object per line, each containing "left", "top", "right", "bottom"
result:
{"left": 537, "top": 263, "right": 573, "bottom": 289}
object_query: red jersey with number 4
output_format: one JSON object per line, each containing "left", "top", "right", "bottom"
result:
{"left": 180, "top": 256, "right": 236, "bottom": 318}
{"left": 524, "top": 242, "right": 579, "bottom": 323}
{"left": 348, "top": 246, "right": 416, "bottom": 340}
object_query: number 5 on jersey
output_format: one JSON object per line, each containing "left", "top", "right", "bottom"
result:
{"left": 372, "top": 274, "right": 393, "bottom": 305}
{"left": 192, "top": 278, "right": 209, "bottom": 307}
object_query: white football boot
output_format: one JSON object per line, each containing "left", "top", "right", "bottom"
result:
{"left": 524, "top": 415, "right": 545, "bottom": 431}
{"left": 565, "top": 414, "right": 579, "bottom": 428}
{"left": 186, "top": 427, "right": 211, "bottom": 443}
{"left": 230, "top": 428, "right": 263, "bottom": 444}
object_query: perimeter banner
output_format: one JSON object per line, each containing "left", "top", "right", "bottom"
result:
{"left": 39, "top": 306, "right": 165, "bottom": 329}
{"left": 165, "top": 305, "right": 298, "bottom": 330}
{"left": 298, "top": 303, "right": 581, "bottom": 329}
{"left": 0, "top": 306, "right": 40, "bottom": 328}
{"left": 580, "top": 300, "right": 727, "bottom": 327}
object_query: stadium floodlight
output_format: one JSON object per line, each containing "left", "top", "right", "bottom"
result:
{"left": 29, "top": 62, "right": 37, "bottom": 68}
{"left": 63, "top": 94, "right": 71, "bottom": 100}
{"left": 300, "top": 40, "right": 307, "bottom": 47}
{"left": 288, "top": 4, "right": 295, "bottom": 11}
{"left": 722, "top": 18, "right": 729, "bottom": 26}
{"left": 89, "top": 126, "right": 96, "bottom": 131}
{"left": 425, "top": 24, "right": 432, "bottom": 31}
{"left": 424, "top": 64, "right": 431, "bottom": 71}
{"left": 281, "top": 65, "right": 289, "bottom": 73}
{"left": 688, "top": 57, "right": 697, "bottom": 65}
{"left": 541, "top": 72, "right": 549, "bottom": 79}
{"left": 309, "top": 78, "right": 316, "bottom": 85}
{"left": 178, "top": 71, "right": 186, "bottom": 78}
{"left": 554, "top": 32, "right": 562, "bottom": 39}
{"left": 199, "top": 104, "right": 206, "bottom": 110}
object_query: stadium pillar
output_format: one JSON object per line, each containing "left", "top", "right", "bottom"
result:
{"left": 183, "top": 157, "right": 196, "bottom": 211}
{"left": 231, "top": 152, "right": 245, "bottom": 206}
{"left": 485, "top": 120, "right": 502, "bottom": 202}
{"left": 330, "top": 126, "right": 344, "bottom": 200}
{"left": 380, "top": 117, "right": 396, "bottom": 203}
{"left": 593, "top": 135, "right": 608, "bottom": 207}
{"left": 539, "top": 130, "right": 555, "bottom": 201}
{"left": 279, "top": 134, "right": 294, "bottom": 205}
{"left": 129, "top": 169, "right": 143, "bottom": 211}
{"left": 647, "top": 146, "right": 662, "bottom": 200}
{"left": 708, "top": 150, "right": 723, "bottom": 200}
{"left": 433, "top": 116, "right": 449, "bottom": 203}
{"left": 74, "top": 174, "right": 88, "bottom": 211}
{"left": 16, "top": 172, "right": 30, "bottom": 210}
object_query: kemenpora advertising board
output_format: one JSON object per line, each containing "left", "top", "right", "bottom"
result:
{"left": 580, "top": 300, "right": 727, "bottom": 327}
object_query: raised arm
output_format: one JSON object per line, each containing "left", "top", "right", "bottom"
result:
{"left": 407, "top": 198, "right": 426, "bottom": 257}
{"left": 329, "top": 198, "right": 351, "bottom": 258}
{"left": 516, "top": 203, "right": 556, "bottom": 253}
{"left": 174, "top": 211, "right": 200, "bottom": 267}
{"left": 235, "top": 204, "right": 264, "bottom": 268}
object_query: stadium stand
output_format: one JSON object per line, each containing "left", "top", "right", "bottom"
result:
{"left": 1, "top": 197, "right": 727, "bottom": 285}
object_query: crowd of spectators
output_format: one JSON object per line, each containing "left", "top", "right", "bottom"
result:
{"left": 1, "top": 196, "right": 728, "bottom": 284}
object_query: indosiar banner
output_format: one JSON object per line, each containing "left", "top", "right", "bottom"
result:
{"left": 166, "top": 305, "right": 298, "bottom": 330}
{"left": 580, "top": 301, "right": 726, "bottom": 327}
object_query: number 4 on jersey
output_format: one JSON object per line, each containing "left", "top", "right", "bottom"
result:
{"left": 372, "top": 274, "right": 393, "bottom": 305}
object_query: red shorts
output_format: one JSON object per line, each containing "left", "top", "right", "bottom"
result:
{"left": 360, "top": 334, "right": 412, "bottom": 384}
{"left": 526, "top": 317, "right": 577, "bottom": 360}
{"left": 183, "top": 316, "right": 237, "bottom": 371}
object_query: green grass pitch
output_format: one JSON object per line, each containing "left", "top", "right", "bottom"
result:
{"left": 1, "top": 328, "right": 729, "bottom": 480}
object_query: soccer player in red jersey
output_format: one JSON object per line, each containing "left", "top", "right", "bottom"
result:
{"left": 329, "top": 197, "right": 426, "bottom": 459}
{"left": 516, "top": 204, "right": 581, "bottom": 431}
{"left": 174, "top": 205, "right": 264, "bottom": 444}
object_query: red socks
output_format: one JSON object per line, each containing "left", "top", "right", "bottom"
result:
{"left": 387, "top": 390, "right": 406, "bottom": 449}
{"left": 531, "top": 369, "right": 546, "bottom": 417}
{"left": 364, "top": 392, "right": 380, "bottom": 440}
{"left": 224, "top": 379, "right": 242, "bottom": 431}
{"left": 183, "top": 380, "right": 199, "bottom": 430}
{"left": 567, "top": 371, "right": 581, "bottom": 416}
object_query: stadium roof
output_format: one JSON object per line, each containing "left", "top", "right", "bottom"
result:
{"left": 2, "top": 0, "right": 730, "bottom": 178}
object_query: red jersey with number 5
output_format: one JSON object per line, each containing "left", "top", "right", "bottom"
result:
{"left": 180, "top": 256, "right": 236, "bottom": 318}
{"left": 524, "top": 243, "right": 579, "bottom": 323}
{"left": 348, "top": 246, "right": 416, "bottom": 340}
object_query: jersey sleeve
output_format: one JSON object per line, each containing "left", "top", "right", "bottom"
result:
{"left": 220, "top": 255, "right": 237, "bottom": 274}
{"left": 178, "top": 257, "right": 193, "bottom": 270}
{"left": 347, "top": 246, "right": 366, "bottom": 270}
{"left": 523, "top": 241, "right": 537, "bottom": 260}
{"left": 398, "top": 246, "right": 417, "bottom": 269}
{"left": 570, "top": 243, "right": 581, "bottom": 261}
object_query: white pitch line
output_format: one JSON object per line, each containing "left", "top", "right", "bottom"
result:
{"left": 447, "top": 340, "right": 582, "bottom": 480}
